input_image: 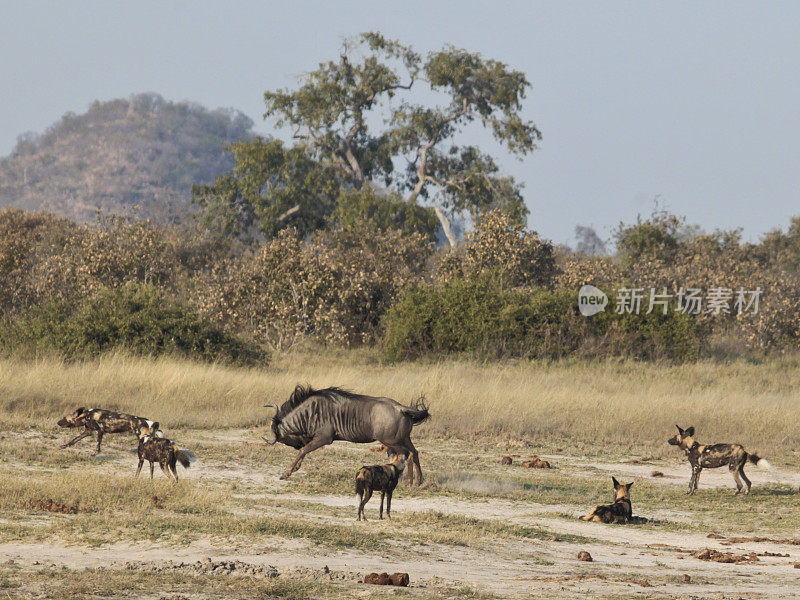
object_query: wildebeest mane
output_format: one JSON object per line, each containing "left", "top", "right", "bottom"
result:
{"left": 275, "top": 385, "right": 373, "bottom": 421}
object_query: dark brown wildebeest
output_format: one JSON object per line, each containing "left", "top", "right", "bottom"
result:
{"left": 57, "top": 407, "right": 162, "bottom": 454}
{"left": 263, "top": 385, "right": 429, "bottom": 484}
{"left": 668, "top": 425, "right": 772, "bottom": 495}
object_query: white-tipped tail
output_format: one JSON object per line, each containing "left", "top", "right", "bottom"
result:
{"left": 756, "top": 458, "right": 774, "bottom": 471}
{"left": 182, "top": 449, "right": 197, "bottom": 463}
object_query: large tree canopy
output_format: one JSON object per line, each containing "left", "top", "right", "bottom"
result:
{"left": 193, "top": 32, "right": 540, "bottom": 245}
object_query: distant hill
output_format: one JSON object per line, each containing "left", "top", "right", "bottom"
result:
{"left": 0, "top": 93, "right": 254, "bottom": 223}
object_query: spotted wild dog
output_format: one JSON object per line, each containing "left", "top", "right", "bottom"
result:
{"left": 57, "top": 407, "right": 163, "bottom": 454}
{"left": 581, "top": 476, "right": 634, "bottom": 523}
{"left": 355, "top": 451, "right": 407, "bottom": 521}
{"left": 668, "top": 425, "right": 772, "bottom": 495}
{"left": 136, "top": 424, "right": 195, "bottom": 480}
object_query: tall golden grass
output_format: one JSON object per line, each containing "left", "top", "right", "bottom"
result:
{"left": 1, "top": 351, "right": 798, "bottom": 456}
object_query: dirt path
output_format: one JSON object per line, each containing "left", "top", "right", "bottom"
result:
{"left": 6, "top": 430, "right": 800, "bottom": 599}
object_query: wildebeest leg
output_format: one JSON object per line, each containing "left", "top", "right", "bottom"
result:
{"left": 135, "top": 459, "right": 144, "bottom": 477}
{"left": 359, "top": 489, "right": 373, "bottom": 521}
{"left": 402, "top": 438, "right": 422, "bottom": 485}
{"left": 94, "top": 431, "right": 104, "bottom": 454}
{"left": 280, "top": 431, "right": 334, "bottom": 480}
{"left": 379, "top": 491, "right": 385, "bottom": 519}
{"left": 61, "top": 429, "right": 93, "bottom": 449}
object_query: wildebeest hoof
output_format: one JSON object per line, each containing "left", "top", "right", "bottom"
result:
{"left": 279, "top": 472, "right": 291, "bottom": 480}
{"left": 60, "top": 444, "right": 69, "bottom": 449}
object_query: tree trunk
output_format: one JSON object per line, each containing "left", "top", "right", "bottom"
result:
{"left": 432, "top": 201, "right": 458, "bottom": 248}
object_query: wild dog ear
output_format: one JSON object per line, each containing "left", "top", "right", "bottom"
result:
{"left": 675, "top": 425, "right": 683, "bottom": 434}
{"left": 626, "top": 482, "right": 634, "bottom": 490}
{"left": 684, "top": 426, "right": 695, "bottom": 437}
{"left": 152, "top": 422, "right": 160, "bottom": 432}
{"left": 612, "top": 476, "right": 620, "bottom": 489}
{"left": 76, "top": 407, "right": 87, "bottom": 415}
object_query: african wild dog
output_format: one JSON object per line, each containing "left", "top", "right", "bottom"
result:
{"left": 581, "top": 477, "right": 634, "bottom": 524}
{"left": 135, "top": 424, "right": 195, "bottom": 480}
{"left": 668, "top": 425, "right": 771, "bottom": 495}
{"left": 57, "top": 407, "right": 163, "bottom": 454}
{"left": 355, "top": 452, "right": 407, "bottom": 521}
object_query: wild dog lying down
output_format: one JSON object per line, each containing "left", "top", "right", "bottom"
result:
{"left": 135, "top": 424, "right": 195, "bottom": 480}
{"left": 57, "top": 407, "right": 163, "bottom": 454}
{"left": 581, "top": 477, "right": 633, "bottom": 524}
{"left": 668, "top": 425, "right": 771, "bottom": 495}
{"left": 355, "top": 452, "right": 407, "bottom": 521}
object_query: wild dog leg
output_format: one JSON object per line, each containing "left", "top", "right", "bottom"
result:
{"left": 150, "top": 462, "right": 155, "bottom": 479}
{"left": 61, "top": 429, "right": 93, "bottom": 449}
{"left": 280, "top": 431, "right": 334, "bottom": 480}
{"left": 739, "top": 466, "right": 751, "bottom": 495}
{"left": 688, "top": 465, "right": 702, "bottom": 494}
{"left": 731, "top": 463, "right": 744, "bottom": 494}
{"left": 359, "top": 489, "right": 373, "bottom": 521}
{"left": 386, "top": 490, "right": 393, "bottom": 518}
{"left": 94, "top": 430, "right": 104, "bottom": 454}
{"left": 135, "top": 459, "right": 144, "bottom": 477}
{"left": 379, "top": 491, "right": 386, "bottom": 519}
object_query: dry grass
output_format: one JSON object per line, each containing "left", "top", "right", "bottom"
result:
{"left": 1, "top": 351, "right": 799, "bottom": 456}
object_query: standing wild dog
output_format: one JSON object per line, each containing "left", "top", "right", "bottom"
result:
{"left": 668, "top": 425, "right": 771, "bottom": 495}
{"left": 355, "top": 452, "right": 407, "bottom": 521}
{"left": 581, "top": 477, "right": 634, "bottom": 523}
{"left": 58, "top": 407, "right": 162, "bottom": 454}
{"left": 136, "top": 424, "right": 195, "bottom": 480}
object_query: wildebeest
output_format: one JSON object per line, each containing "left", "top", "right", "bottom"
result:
{"left": 57, "top": 407, "right": 163, "bottom": 454}
{"left": 668, "top": 425, "right": 772, "bottom": 495}
{"left": 263, "top": 385, "right": 429, "bottom": 484}
{"left": 581, "top": 476, "right": 634, "bottom": 524}
{"left": 356, "top": 452, "right": 407, "bottom": 520}
{"left": 135, "top": 424, "right": 195, "bottom": 480}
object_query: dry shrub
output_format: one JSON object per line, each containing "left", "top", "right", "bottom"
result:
{"left": 199, "top": 222, "right": 431, "bottom": 350}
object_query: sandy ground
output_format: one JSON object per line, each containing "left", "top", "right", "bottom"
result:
{"left": 3, "top": 431, "right": 800, "bottom": 599}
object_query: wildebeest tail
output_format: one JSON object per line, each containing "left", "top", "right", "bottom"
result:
{"left": 175, "top": 447, "right": 196, "bottom": 469}
{"left": 747, "top": 453, "right": 773, "bottom": 471}
{"left": 402, "top": 397, "right": 430, "bottom": 425}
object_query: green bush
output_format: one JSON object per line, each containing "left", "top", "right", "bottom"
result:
{"left": 382, "top": 277, "right": 704, "bottom": 361}
{"left": 331, "top": 186, "right": 440, "bottom": 241}
{"left": 0, "top": 283, "right": 266, "bottom": 365}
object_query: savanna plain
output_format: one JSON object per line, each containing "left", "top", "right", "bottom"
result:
{"left": 1, "top": 351, "right": 799, "bottom": 599}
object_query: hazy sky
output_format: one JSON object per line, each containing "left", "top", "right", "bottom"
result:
{"left": 2, "top": 1, "right": 799, "bottom": 245}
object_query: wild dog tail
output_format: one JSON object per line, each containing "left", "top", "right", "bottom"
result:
{"left": 174, "top": 447, "right": 196, "bottom": 469}
{"left": 402, "top": 397, "right": 430, "bottom": 425}
{"left": 747, "top": 453, "right": 773, "bottom": 471}
{"left": 580, "top": 509, "right": 596, "bottom": 522}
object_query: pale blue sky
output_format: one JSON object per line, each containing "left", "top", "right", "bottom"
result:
{"left": 2, "top": 1, "right": 799, "bottom": 245}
